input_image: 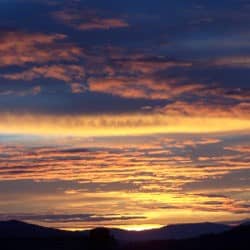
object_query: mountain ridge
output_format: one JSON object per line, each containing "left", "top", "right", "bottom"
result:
{"left": 1, "top": 220, "right": 250, "bottom": 250}
{"left": 0, "top": 220, "right": 75, "bottom": 238}
{"left": 0, "top": 220, "right": 233, "bottom": 241}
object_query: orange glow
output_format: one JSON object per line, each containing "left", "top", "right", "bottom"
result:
{"left": 0, "top": 113, "right": 249, "bottom": 136}
{"left": 118, "top": 224, "right": 163, "bottom": 231}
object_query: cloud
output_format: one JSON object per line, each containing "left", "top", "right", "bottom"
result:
{"left": 0, "top": 30, "right": 86, "bottom": 94}
{"left": 213, "top": 56, "right": 250, "bottom": 68}
{"left": 0, "top": 112, "right": 249, "bottom": 137}
{"left": 0, "top": 133, "right": 249, "bottom": 229}
{"left": 77, "top": 18, "right": 128, "bottom": 30}
{"left": 0, "top": 134, "right": 249, "bottom": 187}
{"left": 54, "top": 9, "right": 129, "bottom": 30}
{"left": 157, "top": 101, "right": 250, "bottom": 119}
{"left": 224, "top": 145, "right": 250, "bottom": 153}
{"left": 0, "top": 86, "right": 41, "bottom": 96}
{"left": 2, "top": 65, "right": 85, "bottom": 82}
{"left": 70, "top": 82, "right": 87, "bottom": 93}
{"left": 88, "top": 76, "right": 203, "bottom": 100}
{"left": 2, "top": 65, "right": 86, "bottom": 93}
{"left": 83, "top": 51, "right": 198, "bottom": 100}
{"left": 0, "top": 30, "right": 82, "bottom": 67}
{"left": 110, "top": 56, "right": 192, "bottom": 74}
{"left": 2, "top": 29, "right": 249, "bottom": 101}
{"left": 0, "top": 213, "right": 146, "bottom": 223}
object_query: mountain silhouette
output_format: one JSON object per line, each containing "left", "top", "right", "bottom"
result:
{"left": 0, "top": 220, "right": 249, "bottom": 250}
{"left": 122, "top": 224, "right": 250, "bottom": 250}
{"left": 109, "top": 222, "right": 231, "bottom": 241}
{"left": 0, "top": 220, "right": 231, "bottom": 240}
{"left": 0, "top": 220, "right": 74, "bottom": 238}
{"left": 0, "top": 220, "right": 231, "bottom": 241}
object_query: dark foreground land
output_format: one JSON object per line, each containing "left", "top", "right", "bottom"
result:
{"left": 123, "top": 225, "right": 250, "bottom": 250}
{"left": 0, "top": 221, "right": 250, "bottom": 250}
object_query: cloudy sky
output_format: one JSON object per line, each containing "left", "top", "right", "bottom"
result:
{"left": 0, "top": 0, "right": 249, "bottom": 231}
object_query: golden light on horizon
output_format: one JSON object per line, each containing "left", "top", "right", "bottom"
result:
{"left": 59, "top": 224, "right": 163, "bottom": 232}
{"left": 0, "top": 113, "right": 249, "bottom": 136}
{"left": 116, "top": 224, "right": 163, "bottom": 231}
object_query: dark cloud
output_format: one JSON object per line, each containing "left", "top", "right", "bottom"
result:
{"left": 53, "top": 9, "right": 129, "bottom": 31}
{"left": 0, "top": 213, "right": 146, "bottom": 223}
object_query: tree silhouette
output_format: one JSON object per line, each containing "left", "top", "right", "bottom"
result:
{"left": 89, "top": 227, "right": 116, "bottom": 250}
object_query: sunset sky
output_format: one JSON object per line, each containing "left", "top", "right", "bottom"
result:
{"left": 0, "top": 0, "right": 250, "bottom": 231}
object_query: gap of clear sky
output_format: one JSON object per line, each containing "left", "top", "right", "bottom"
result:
{"left": 0, "top": 0, "right": 249, "bottom": 231}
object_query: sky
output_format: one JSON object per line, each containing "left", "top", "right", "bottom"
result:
{"left": 0, "top": 0, "right": 249, "bottom": 231}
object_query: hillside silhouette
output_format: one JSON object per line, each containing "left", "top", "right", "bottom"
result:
{"left": 0, "top": 220, "right": 75, "bottom": 238}
{"left": 0, "top": 220, "right": 231, "bottom": 240}
{"left": 123, "top": 224, "right": 250, "bottom": 250}
{"left": 0, "top": 220, "right": 249, "bottom": 250}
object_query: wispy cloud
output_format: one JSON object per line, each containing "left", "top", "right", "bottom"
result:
{"left": 53, "top": 9, "right": 129, "bottom": 30}
{"left": 88, "top": 76, "right": 203, "bottom": 100}
{"left": 0, "top": 86, "right": 41, "bottom": 96}
{"left": 0, "top": 31, "right": 82, "bottom": 67}
{"left": 157, "top": 101, "right": 250, "bottom": 119}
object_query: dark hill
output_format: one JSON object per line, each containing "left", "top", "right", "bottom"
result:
{"left": 0, "top": 220, "right": 249, "bottom": 250}
{"left": 0, "top": 220, "right": 231, "bottom": 241}
{"left": 109, "top": 222, "right": 231, "bottom": 241}
{"left": 0, "top": 220, "right": 74, "bottom": 238}
{"left": 122, "top": 224, "right": 250, "bottom": 250}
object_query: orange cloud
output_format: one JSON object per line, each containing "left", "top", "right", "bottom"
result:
{"left": 2, "top": 65, "right": 85, "bottom": 87}
{"left": 88, "top": 76, "right": 203, "bottom": 99}
{"left": 111, "top": 56, "right": 192, "bottom": 74}
{"left": 0, "top": 133, "right": 249, "bottom": 229}
{"left": 224, "top": 145, "right": 250, "bottom": 153}
{"left": 54, "top": 9, "right": 129, "bottom": 30}
{"left": 0, "top": 112, "right": 249, "bottom": 137}
{"left": 77, "top": 18, "right": 128, "bottom": 30}
{"left": 213, "top": 56, "right": 250, "bottom": 68}
{"left": 70, "top": 83, "right": 87, "bottom": 93}
{"left": 0, "top": 31, "right": 82, "bottom": 66}
{"left": 157, "top": 101, "right": 250, "bottom": 118}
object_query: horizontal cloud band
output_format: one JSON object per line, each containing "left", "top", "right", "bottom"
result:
{"left": 0, "top": 113, "right": 249, "bottom": 136}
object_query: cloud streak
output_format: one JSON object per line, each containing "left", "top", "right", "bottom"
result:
{"left": 0, "top": 112, "right": 249, "bottom": 136}
{"left": 53, "top": 9, "right": 129, "bottom": 30}
{"left": 0, "top": 133, "right": 249, "bottom": 229}
{"left": 0, "top": 31, "right": 82, "bottom": 67}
